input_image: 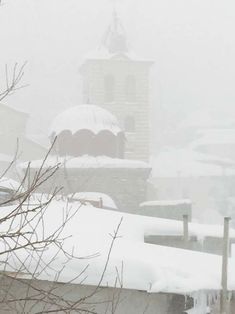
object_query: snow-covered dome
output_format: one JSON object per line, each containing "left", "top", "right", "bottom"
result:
{"left": 50, "top": 104, "right": 125, "bottom": 158}
{"left": 50, "top": 104, "right": 122, "bottom": 137}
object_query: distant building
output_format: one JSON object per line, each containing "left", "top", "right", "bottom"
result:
{"left": 150, "top": 147, "right": 235, "bottom": 223}
{"left": 0, "top": 103, "right": 46, "bottom": 177}
{"left": 79, "top": 12, "right": 153, "bottom": 162}
{"left": 191, "top": 128, "right": 235, "bottom": 160}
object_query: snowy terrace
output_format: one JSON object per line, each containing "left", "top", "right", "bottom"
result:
{"left": 20, "top": 155, "right": 150, "bottom": 170}
{"left": 1, "top": 200, "right": 235, "bottom": 295}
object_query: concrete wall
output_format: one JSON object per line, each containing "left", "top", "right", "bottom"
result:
{"left": 0, "top": 277, "right": 189, "bottom": 314}
{"left": 145, "top": 234, "right": 232, "bottom": 255}
{"left": 137, "top": 203, "right": 192, "bottom": 221}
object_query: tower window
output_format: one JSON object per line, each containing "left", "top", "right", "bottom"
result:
{"left": 104, "top": 74, "right": 115, "bottom": 102}
{"left": 124, "top": 115, "right": 135, "bottom": 132}
{"left": 125, "top": 75, "right": 136, "bottom": 102}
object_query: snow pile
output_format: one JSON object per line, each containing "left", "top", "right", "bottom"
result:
{"left": 20, "top": 155, "right": 150, "bottom": 170}
{"left": 1, "top": 201, "right": 235, "bottom": 294}
{"left": 50, "top": 104, "right": 122, "bottom": 136}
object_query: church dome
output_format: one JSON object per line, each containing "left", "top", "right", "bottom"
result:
{"left": 50, "top": 104, "right": 125, "bottom": 158}
{"left": 50, "top": 104, "right": 122, "bottom": 137}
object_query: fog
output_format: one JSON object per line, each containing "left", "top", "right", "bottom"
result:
{"left": 2, "top": 1, "right": 235, "bottom": 312}
{"left": 1, "top": 0, "right": 235, "bottom": 145}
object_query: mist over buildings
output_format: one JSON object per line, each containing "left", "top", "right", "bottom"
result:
{"left": 1, "top": 0, "right": 235, "bottom": 149}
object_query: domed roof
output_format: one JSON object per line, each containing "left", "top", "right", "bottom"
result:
{"left": 50, "top": 104, "right": 123, "bottom": 136}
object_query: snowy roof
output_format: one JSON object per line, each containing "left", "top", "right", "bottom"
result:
{"left": 0, "top": 177, "right": 21, "bottom": 191}
{"left": 140, "top": 199, "right": 192, "bottom": 207}
{"left": 50, "top": 104, "right": 122, "bottom": 136}
{"left": 2, "top": 201, "right": 235, "bottom": 294}
{"left": 20, "top": 155, "right": 150, "bottom": 170}
{"left": 191, "top": 128, "right": 235, "bottom": 148}
{"left": 68, "top": 192, "right": 118, "bottom": 210}
{"left": 151, "top": 148, "right": 235, "bottom": 178}
{"left": 180, "top": 108, "right": 235, "bottom": 129}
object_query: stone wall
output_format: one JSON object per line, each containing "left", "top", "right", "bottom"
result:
{"left": 80, "top": 59, "right": 152, "bottom": 162}
{"left": 25, "top": 166, "right": 151, "bottom": 213}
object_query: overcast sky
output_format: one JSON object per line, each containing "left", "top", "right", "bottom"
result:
{"left": 1, "top": 0, "right": 235, "bottom": 141}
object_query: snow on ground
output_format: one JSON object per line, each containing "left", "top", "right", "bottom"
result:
{"left": 1, "top": 200, "right": 235, "bottom": 295}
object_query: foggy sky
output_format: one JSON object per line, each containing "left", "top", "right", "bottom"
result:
{"left": 1, "top": 0, "right": 235, "bottom": 143}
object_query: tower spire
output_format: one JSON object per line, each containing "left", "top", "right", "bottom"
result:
{"left": 101, "top": 9, "right": 128, "bottom": 54}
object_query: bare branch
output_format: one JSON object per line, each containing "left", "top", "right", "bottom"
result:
{"left": 0, "top": 62, "right": 28, "bottom": 103}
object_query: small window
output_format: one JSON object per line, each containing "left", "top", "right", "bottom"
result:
{"left": 104, "top": 74, "right": 115, "bottom": 102}
{"left": 125, "top": 75, "right": 136, "bottom": 102}
{"left": 124, "top": 116, "right": 135, "bottom": 132}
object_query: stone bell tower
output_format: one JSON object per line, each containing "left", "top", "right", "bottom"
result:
{"left": 79, "top": 11, "right": 153, "bottom": 161}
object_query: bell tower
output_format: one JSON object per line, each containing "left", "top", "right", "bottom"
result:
{"left": 79, "top": 11, "right": 153, "bottom": 161}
